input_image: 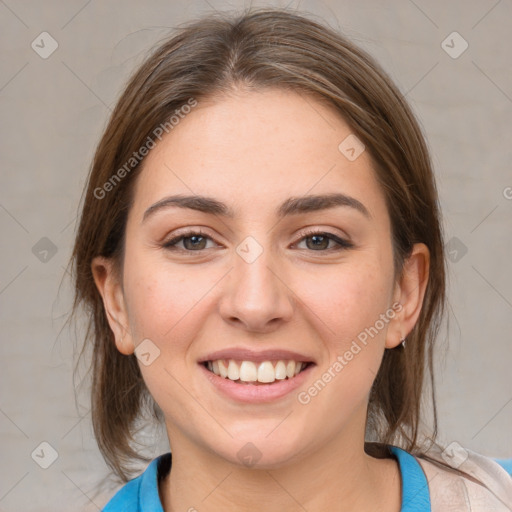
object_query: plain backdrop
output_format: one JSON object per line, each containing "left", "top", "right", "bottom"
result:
{"left": 1, "top": 0, "right": 511, "bottom": 510}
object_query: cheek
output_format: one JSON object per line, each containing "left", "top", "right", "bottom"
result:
{"left": 293, "top": 259, "right": 395, "bottom": 414}
{"left": 299, "top": 258, "right": 394, "bottom": 348}
{"left": 296, "top": 264, "right": 393, "bottom": 421}
{"left": 122, "top": 265, "right": 208, "bottom": 421}
{"left": 122, "top": 241, "right": 208, "bottom": 340}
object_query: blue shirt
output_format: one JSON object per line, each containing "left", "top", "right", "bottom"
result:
{"left": 102, "top": 446, "right": 512, "bottom": 511}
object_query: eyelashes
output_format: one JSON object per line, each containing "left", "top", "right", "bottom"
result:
{"left": 295, "top": 228, "right": 354, "bottom": 251}
{"left": 162, "top": 228, "right": 354, "bottom": 253}
{"left": 162, "top": 229, "right": 215, "bottom": 251}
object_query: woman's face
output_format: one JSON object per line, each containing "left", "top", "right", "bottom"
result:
{"left": 96, "top": 88, "right": 425, "bottom": 468}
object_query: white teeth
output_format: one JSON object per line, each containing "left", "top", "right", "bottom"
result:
{"left": 206, "top": 359, "right": 309, "bottom": 383}
{"left": 239, "top": 361, "right": 258, "bottom": 382}
{"left": 218, "top": 360, "right": 228, "bottom": 378}
{"left": 227, "top": 360, "right": 239, "bottom": 380}
{"left": 275, "top": 361, "right": 287, "bottom": 380}
{"left": 257, "top": 361, "right": 275, "bottom": 383}
{"left": 286, "top": 361, "right": 295, "bottom": 378}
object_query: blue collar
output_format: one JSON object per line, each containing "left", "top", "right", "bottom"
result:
{"left": 108, "top": 446, "right": 431, "bottom": 511}
{"left": 389, "top": 445, "right": 431, "bottom": 511}
{"left": 138, "top": 454, "right": 166, "bottom": 512}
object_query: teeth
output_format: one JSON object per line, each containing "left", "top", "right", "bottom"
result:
{"left": 218, "top": 360, "right": 228, "bottom": 378}
{"left": 257, "top": 361, "right": 275, "bottom": 383}
{"left": 239, "top": 361, "right": 258, "bottom": 382}
{"left": 286, "top": 360, "right": 295, "bottom": 378}
{"left": 227, "top": 360, "right": 240, "bottom": 380}
{"left": 275, "top": 361, "right": 287, "bottom": 380}
{"left": 206, "top": 359, "right": 307, "bottom": 383}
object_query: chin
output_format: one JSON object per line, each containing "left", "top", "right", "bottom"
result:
{"left": 211, "top": 432, "right": 306, "bottom": 470}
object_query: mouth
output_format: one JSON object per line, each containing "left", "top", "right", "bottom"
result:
{"left": 201, "top": 359, "right": 315, "bottom": 385}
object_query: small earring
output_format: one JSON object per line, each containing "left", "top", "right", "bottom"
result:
{"left": 400, "top": 337, "right": 406, "bottom": 348}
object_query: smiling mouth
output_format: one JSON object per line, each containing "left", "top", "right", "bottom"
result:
{"left": 202, "top": 359, "right": 314, "bottom": 385}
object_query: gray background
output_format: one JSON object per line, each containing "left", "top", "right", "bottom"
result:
{"left": 1, "top": 0, "right": 511, "bottom": 510}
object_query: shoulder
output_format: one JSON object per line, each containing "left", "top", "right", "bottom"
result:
{"left": 413, "top": 442, "right": 512, "bottom": 511}
{"left": 102, "top": 477, "right": 143, "bottom": 512}
{"left": 102, "top": 453, "right": 171, "bottom": 512}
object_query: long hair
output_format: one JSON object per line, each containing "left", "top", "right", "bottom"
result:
{"left": 68, "top": 6, "right": 446, "bottom": 482}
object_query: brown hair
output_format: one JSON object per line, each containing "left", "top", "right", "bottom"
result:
{"left": 68, "top": 6, "right": 446, "bottom": 482}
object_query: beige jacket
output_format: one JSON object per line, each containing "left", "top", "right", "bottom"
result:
{"left": 414, "top": 442, "right": 512, "bottom": 511}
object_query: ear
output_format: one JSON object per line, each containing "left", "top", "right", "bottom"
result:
{"left": 91, "top": 256, "right": 135, "bottom": 355}
{"left": 385, "top": 243, "right": 430, "bottom": 349}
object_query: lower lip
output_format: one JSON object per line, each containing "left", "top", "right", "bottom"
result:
{"left": 199, "top": 363, "right": 315, "bottom": 403}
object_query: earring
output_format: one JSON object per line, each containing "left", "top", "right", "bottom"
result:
{"left": 400, "top": 337, "right": 406, "bottom": 348}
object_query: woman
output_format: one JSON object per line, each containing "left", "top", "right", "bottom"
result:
{"left": 69, "top": 7, "right": 512, "bottom": 511}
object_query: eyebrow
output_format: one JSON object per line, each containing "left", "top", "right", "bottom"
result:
{"left": 142, "top": 192, "right": 371, "bottom": 223}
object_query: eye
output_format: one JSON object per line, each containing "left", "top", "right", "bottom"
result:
{"left": 162, "top": 228, "right": 354, "bottom": 253}
{"left": 293, "top": 229, "right": 354, "bottom": 252}
{"left": 162, "top": 229, "right": 217, "bottom": 251}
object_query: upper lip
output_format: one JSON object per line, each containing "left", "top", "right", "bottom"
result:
{"left": 198, "top": 348, "right": 316, "bottom": 364}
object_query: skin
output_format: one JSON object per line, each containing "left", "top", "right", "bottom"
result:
{"left": 92, "top": 87, "right": 429, "bottom": 512}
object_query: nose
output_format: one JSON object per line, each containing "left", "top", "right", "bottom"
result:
{"left": 218, "top": 244, "right": 295, "bottom": 333}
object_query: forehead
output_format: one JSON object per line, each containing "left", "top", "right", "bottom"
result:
{"left": 128, "top": 88, "right": 388, "bottom": 224}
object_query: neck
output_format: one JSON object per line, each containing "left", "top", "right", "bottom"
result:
{"left": 160, "top": 422, "right": 401, "bottom": 512}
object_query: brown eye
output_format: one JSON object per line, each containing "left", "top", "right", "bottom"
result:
{"left": 295, "top": 230, "right": 354, "bottom": 252}
{"left": 181, "top": 235, "right": 208, "bottom": 250}
{"left": 304, "top": 234, "right": 331, "bottom": 250}
{"left": 163, "top": 230, "right": 216, "bottom": 251}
